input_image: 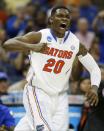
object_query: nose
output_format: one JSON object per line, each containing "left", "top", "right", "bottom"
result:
{"left": 61, "top": 18, "right": 69, "bottom": 23}
{"left": 62, "top": 17, "right": 67, "bottom": 20}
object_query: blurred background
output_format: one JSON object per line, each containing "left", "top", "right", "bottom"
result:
{"left": 0, "top": 0, "right": 104, "bottom": 131}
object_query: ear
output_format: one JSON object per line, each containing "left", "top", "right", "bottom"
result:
{"left": 48, "top": 16, "right": 53, "bottom": 24}
{"left": 69, "top": 15, "right": 72, "bottom": 20}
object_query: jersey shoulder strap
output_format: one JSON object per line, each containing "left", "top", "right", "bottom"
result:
{"left": 38, "top": 28, "right": 51, "bottom": 43}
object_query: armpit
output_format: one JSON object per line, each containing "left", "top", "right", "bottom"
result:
{"left": 77, "top": 43, "right": 88, "bottom": 56}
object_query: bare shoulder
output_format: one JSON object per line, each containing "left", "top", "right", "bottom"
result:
{"left": 16, "top": 31, "right": 42, "bottom": 44}
{"left": 77, "top": 43, "right": 88, "bottom": 56}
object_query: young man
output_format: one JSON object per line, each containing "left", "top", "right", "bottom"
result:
{"left": 2, "top": 6, "right": 101, "bottom": 131}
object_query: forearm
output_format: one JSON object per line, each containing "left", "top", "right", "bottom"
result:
{"left": 2, "top": 39, "right": 33, "bottom": 51}
{"left": 90, "top": 67, "right": 101, "bottom": 87}
{"left": 78, "top": 53, "right": 101, "bottom": 87}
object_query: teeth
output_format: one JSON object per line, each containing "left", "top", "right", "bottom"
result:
{"left": 62, "top": 23, "right": 66, "bottom": 26}
{"left": 60, "top": 23, "right": 66, "bottom": 28}
{"left": 63, "top": 23, "right": 66, "bottom": 25}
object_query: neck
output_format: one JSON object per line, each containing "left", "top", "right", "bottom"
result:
{"left": 51, "top": 28, "right": 65, "bottom": 38}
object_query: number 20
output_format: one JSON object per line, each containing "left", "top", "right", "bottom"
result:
{"left": 43, "top": 58, "right": 65, "bottom": 74}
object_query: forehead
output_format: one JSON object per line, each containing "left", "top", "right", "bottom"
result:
{"left": 55, "top": 8, "right": 69, "bottom": 15}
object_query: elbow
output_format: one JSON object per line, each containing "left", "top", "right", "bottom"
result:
{"left": 2, "top": 39, "right": 13, "bottom": 50}
{"left": 2, "top": 40, "right": 10, "bottom": 48}
{"left": 2, "top": 42, "right": 7, "bottom": 49}
{"left": 2, "top": 42, "right": 8, "bottom": 51}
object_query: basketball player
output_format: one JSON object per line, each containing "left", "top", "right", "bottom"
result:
{"left": 2, "top": 6, "right": 101, "bottom": 131}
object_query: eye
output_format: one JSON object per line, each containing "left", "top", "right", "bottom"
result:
{"left": 56, "top": 14, "right": 63, "bottom": 17}
{"left": 66, "top": 15, "right": 70, "bottom": 19}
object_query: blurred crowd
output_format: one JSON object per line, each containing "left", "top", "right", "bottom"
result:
{"left": 0, "top": 0, "right": 104, "bottom": 90}
{"left": 0, "top": 0, "right": 104, "bottom": 130}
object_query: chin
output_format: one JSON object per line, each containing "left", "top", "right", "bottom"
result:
{"left": 58, "top": 30, "right": 66, "bottom": 35}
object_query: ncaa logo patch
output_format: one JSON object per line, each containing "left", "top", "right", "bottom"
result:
{"left": 71, "top": 45, "right": 75, "bottom": 50}
{"left": 47, "top": 36, "right": 52, "bottom": 42}
{"left": 36, "top": 124, "right": 44, "bottom": 131}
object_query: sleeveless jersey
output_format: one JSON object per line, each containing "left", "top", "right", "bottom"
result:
{"left": 27, "top": 28, "right": 80, "bottom": 95}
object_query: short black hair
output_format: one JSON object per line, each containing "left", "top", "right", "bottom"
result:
{"left": 51, "top": 5, "right": 71, "bottom": 16}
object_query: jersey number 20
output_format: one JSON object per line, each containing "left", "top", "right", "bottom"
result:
{"left": 43, "top": 58, "right": 65, "bottom": 74}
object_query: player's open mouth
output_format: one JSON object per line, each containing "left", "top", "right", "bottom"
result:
{"left": 59, "top": 23, "right": 67, "bottom": 29}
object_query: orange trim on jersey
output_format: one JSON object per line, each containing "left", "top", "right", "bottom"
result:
{"left": 26, "top": 84, "right": 36, "bottom": 129}
{"left": 29, "top": 76, "right": 51, "bottom": 131}
{"left": 26, "top": 84, "right": 51, "bottom": 130}
{"left": 32, "top": 87, "right": 51, "bottom": 131}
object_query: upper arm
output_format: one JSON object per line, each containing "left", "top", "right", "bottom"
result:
{"left": 77, "top": 43, "right": 88, "bottom": 57}
{"left": 15, "top": 32, "right": 42, "bottom": 44}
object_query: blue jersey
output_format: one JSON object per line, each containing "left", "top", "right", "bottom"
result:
{"left": 0, "top": 104, "right": 15, "bottom": 127}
